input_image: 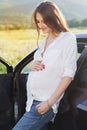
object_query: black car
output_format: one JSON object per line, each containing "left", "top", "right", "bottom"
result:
{"left": 0, "top": 33, "right": 87, "bottom": 130}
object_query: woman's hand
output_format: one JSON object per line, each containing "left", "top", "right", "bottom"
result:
{"left": 36, "top": 101, "right": 51, "bottom": 115}
{"left": 30, "top": 60, "right": 45, "bottom": 71}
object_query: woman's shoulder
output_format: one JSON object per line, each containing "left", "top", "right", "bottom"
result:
{"left": 62, "top": 31, "right": 76, "bottom": 39}
{"left": 60, "top": 32, "right": 77, "bottom": 48}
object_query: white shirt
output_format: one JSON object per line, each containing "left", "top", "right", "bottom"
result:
{"left": 26, "top": 32, "right": 77, "bottom": 113}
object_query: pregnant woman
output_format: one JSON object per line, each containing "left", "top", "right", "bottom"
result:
{"left": 12, "top": 1, "right": 77, "bottom": 130}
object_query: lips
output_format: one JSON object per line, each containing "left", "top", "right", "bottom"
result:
{"left": 42, "top": 28, "right": 46, "bottom": 31}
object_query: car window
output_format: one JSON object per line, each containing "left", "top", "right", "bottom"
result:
{"left": 77, "top": 42, "right": 87, "bottom": 57}
{"left": 21, "top": 61, "right": 33, "bottom": 74}
{"left": 0, "top": 63, "right": 7, "bottom": 74}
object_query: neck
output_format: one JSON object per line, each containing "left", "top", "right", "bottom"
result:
{"left": 47, "top": 32, "right": 60, "bottom": 40}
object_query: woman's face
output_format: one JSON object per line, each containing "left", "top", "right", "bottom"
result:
{"left": 36, "top": 12, "right": 52, "bottom": 34}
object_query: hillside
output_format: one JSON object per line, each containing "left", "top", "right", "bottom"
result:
{"left": 0, "top": 0, "right": 87, "bottom": 24}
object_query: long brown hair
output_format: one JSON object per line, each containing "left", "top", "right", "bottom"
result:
{"left": 33, "top": 1, "right": 69, "bottom": 42}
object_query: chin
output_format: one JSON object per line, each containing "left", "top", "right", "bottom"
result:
{"left": 42, "top": 30, "right": 48, "bottom": 34}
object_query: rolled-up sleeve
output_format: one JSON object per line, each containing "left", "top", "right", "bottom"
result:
{"left": 62, "top": 34, "right": 77, "bottom": 78}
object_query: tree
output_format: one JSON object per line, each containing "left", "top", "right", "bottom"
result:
{"left": 68, "top": 19, "right": 81, "bottom": 27}
{"left": 81, "top": 19, "right": 87, "bottom": 27}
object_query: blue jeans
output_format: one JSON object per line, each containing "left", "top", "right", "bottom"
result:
{"left": 12, "top": 100, "right": 54, "bottom": 130}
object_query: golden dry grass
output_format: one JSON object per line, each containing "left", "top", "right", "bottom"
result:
{"left": 0, "top": 29, "right": 38, "bottom": 66}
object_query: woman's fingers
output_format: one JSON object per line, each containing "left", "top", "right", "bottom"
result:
{"left": 30, "top": 60, "right": 45, "bottom": 71}
{"left": 36, "top": 101, "right": 50, "bottom": 114}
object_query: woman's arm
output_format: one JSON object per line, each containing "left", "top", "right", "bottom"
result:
{"left": 36, "top": 76, "right": 72, "bottom": 115}
{"left": 48, "top": 76, "right": 72, "bottom": 107}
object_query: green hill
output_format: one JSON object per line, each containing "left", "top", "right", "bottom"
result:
{"left": 0, "top": 0, "right": 87, "bottom": 24}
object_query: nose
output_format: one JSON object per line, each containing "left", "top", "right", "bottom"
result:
{"left": 38, "top": 22, "right": 44, "bottom": 29}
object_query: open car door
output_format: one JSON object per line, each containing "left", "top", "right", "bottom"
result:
{"left": 0, "top": 58, "right": 14, "bottom": 130}
{"left": 0, "top": 49, "right": 35, "bottom": 130}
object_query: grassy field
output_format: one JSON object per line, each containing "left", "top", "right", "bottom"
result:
{"left": 0, "top": 29, "right": 38, "bottom": 65}
{"left": 0, "top": 28, "right": 87, "bottom": 73}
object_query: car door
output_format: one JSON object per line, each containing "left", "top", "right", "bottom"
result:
{"left": 12, "top": 49, "right": 36, "bottom": 122}
{"left": 0, "top": 58, "right": 14, "bottom": 130}
{"left": 0, "top": 49, "right": 36, "bottom": 130}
